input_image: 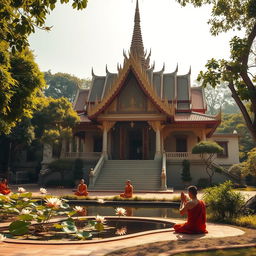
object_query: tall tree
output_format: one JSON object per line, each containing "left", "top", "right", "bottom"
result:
{"left": 0, "top": 0, "right": 88, "bottom": 134}
{"left": 177, "top": 0, "right": 256, "bottom": 142}
{"left": 0, "top": 46, "right": 46, "bottom": 134}
{"left": 204, "top": 83, "right": 239, "bottom": 115}
{"left": 44, "top": 71, "right": 91, "bottom": 102}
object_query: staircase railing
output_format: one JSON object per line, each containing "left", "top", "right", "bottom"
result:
{"left": 89, "top": 154, "right": 105, "bottom": 188}
{"left": 161, "top": 153, "right": 167, "bottom": 190}
{"left": 211, "top": 162, "right": 241, "bottom": 183}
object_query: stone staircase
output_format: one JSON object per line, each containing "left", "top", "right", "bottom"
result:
{"left": 90, "top": 160, "right": 162, "bottom": 191}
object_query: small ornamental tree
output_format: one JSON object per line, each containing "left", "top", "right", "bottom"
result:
{"left": 192, "top": 141, "right": 224, "bottom": 186}
{"left": 243, "top": 148, "right": 256, "bottom": 176}
{"left": 181, "top": 160, "right": 192, "bottom": 184}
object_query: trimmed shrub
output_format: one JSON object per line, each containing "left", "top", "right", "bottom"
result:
{"left": 192, "top": 141, "right": 223, "bottom": 154}
{"left": 181, "top": 160, "right": 192, "bottom": 182}
{"left": 203, "top": 181, "right": 245, "bottom": 220}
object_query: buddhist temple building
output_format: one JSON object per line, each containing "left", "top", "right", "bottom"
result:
{"left": 41, "top": 0, "right": 240, "bottom": 190}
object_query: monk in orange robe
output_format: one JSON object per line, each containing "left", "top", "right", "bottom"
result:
{"left": 173, "top": 186, "right": 207, "bottom": 234}
{"left": 75, "top": 179, "right": 88, "bottom": 196}
{"left": 0, "top": 178, "right": 11, "bottom": 195}
{"left": 120, "top": 180, "right": 133, "bottom": 198}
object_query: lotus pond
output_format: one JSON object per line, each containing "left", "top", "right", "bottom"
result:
{"left": 0, "top": 190, "right": 176, "bottom": 242}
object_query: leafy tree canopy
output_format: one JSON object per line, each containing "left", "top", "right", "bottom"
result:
{"left": 242, "top": 147, "right": 256, "bottom": 176}
{"left": 0, "top": 0, "right": 88, "bottom": 135}
{"left": 192, "top": 141, "right": 224, "bottom": 154}
{"left": 176, "top": 0, "right": 256, "bottom": 142}
{"left": 44, "top": 71, "right": 91, "bottom": 102}
{"left": 0, "top": 45, "right": 46, "bottom": 134}
{"left": 32, "top": 97, "right": 79, "bottom": 144}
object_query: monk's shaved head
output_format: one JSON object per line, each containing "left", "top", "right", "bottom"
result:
{"left": 188, "top": 186, "right": 198, "bottom": 196}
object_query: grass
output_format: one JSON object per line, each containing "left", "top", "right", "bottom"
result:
{"left": 234, "top": 186, "right": 256, "bottom": 191}
{"left": 231, "top": 215, "right": 256, "bottom": 229}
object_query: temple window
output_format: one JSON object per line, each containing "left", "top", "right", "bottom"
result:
{"left": 216, "top": 141, "right": 228, "bottom": 158}
{"left": 176, "top": 137, "right": 187, "bottom": 152}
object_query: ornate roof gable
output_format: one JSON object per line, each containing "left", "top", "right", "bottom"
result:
{"left": 87, "top": 55, "right": 175, "bottom": 120}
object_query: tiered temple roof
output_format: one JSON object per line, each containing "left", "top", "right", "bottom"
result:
{"left": 73, "top": 0, "right": 219, "bottom": 136}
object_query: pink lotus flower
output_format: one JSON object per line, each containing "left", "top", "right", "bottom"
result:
{"left": 115, "top": 207, "right": 126, "bottom": 216}
{"left": 95, "top": 215, "right": 105, "bottom": 224}
{"left": 115, "top": 227, "right": 127, "bottom": 236}
{"left": 74, "top": 206, "right": 87, "bottom": 216}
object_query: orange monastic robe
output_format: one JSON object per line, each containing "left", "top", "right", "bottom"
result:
{"left": 75, "top": 184, "right": 88, "bottom": 196}
{"left": 120, "top": 184, "right": 133, "bottom": 198}
{"left": 0, "top": 182, "right": 11, "bottom": 195}
{"left": 173, "top": 200, "right": 208, "bottom": 234}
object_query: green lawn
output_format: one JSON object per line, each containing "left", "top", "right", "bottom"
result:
{"left": 176, "top": 247, "right": 256, "bottom": 256}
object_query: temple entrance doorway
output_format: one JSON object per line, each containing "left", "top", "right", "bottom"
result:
{"left": 110, "top": 122, "right": 155, "bottom": 160}
{"left": 128, "top": 128, "right": 142, "bottom": 160}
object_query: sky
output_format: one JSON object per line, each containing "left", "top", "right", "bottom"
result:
{"left": 28, "top": 0, "right": 237, "bottom": 83}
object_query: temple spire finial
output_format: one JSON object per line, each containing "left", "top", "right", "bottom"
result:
{"left": 130, "top": 0, "right": 150, "bottom": 69}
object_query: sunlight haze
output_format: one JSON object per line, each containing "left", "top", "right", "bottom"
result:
{"left": 29, "top": 0, "right": 236, "bottom": 83}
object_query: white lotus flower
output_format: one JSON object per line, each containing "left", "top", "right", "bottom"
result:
{"left": 95, "top": 215, "right": 105, "bottom": 224}
{"left": 74, "top": 206, "right": 83, "bottom": 212}
{"left": 115, "top": 227, "right": 127, "bottom": 236}
{"left": 115, "top": 207, "right": 126, "bottom": 216}
{"left": 45, "top": 197, "right": 62, "bottom": 209}
{"left": 18, "top": 187, "right": 26, "bottom": 193}
{"left": 21, "top": 209, "right": 31, "bottom": 215}
{"left": 0, "top": 234, "right": 6, "bottom": 241}
{"left": 97, "top": 199, "right": 105, "bottom": 204}
{"left": 40, "top": 188, "right": 47, "bottom": 194}
{"left": 23, "top": 198, "right": 29, "bottom": 202}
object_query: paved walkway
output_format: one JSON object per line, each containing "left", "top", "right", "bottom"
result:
{"left": 0, "top": 222, "right": 245, "bottom": 256}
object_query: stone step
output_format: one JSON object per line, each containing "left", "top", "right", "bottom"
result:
{"left": 91, "top": 159, "right": 162, "bottom": 190}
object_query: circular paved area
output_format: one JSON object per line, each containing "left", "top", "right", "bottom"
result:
{"left": 0, "top": 221, "right": 244, "bottom": 256}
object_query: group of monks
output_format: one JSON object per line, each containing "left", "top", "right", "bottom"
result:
{"left": 1, "top": 175, "right": 207, "bottom": 234}
{"left": 0, "top": 178, "right": 11, "bottom": 195}
{"left": 74, "top": 179, "right": 134, "bottom": 198}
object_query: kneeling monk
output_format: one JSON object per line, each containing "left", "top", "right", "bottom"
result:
{"left": 75, "top": 179, "right": 88, "bottom": 196}
{"left": 0, "top": 178, "right": 11, "bottom": 195}
{"left": 120, "top": 180, "right": 133, "bottom": 198}
{"left": 173, "top": 186, "right": 207, "bottom": 234}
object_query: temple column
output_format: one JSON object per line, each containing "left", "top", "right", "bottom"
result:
{"left": 156, "top": 128, "right": 161, "bottom": 158}
{"left": 201, "top": 130, "right": 206, "bottom": 141}
{"left": 76, "top": 136, "right": 79, "bottom": 153}
{"left": 69, "top": 139, "right": 72, "bottom": 153}
{"left": 99, "top": 121, "right": 116, "bottom": 159}
{"left": 148, "top": 121, "right": 165, "bottom": 160}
